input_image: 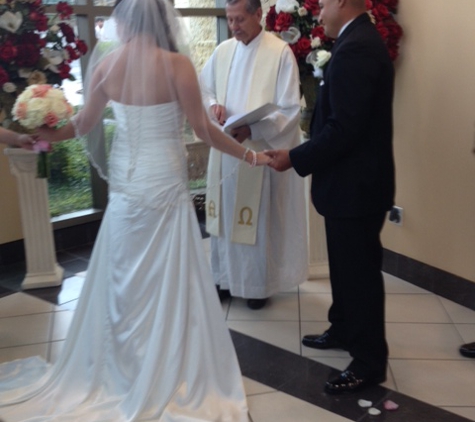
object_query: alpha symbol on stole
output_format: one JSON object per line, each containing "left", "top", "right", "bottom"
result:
{"left": 208, "top": 201, "right": 216, "bottom": 218}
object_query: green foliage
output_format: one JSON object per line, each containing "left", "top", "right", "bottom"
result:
{"left": 48, "top": 184, "right": 93, "bottom": 217}
{"left": 47, "top": 138, "right": 92, "bottom": 217}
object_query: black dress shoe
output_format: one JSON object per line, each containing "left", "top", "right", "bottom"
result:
{"left": 460, "top": 342, "right": 475, "bottom": 358}
{"left": 302, "top": 332, "right": 346, "bottom": 350}
{"left": 247, "top": 298, "right": 267, "bottom": 310}
{"left": 216, "top": 285, "right": 231, "bottom": 301}
{"left": 324, "top": 370, "right": 386, "bottom": 395}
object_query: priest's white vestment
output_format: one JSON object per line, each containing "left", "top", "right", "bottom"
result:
{"left": 200, "top": 30, "right": 308, "bottom": 299}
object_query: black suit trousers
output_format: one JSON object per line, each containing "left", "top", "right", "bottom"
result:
{"left": 324, "top": 212, "right": 388, "bottom": 376}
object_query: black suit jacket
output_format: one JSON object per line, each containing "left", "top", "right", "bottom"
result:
{"left": 290, "top": 13, "right": 395, "bottom": 218}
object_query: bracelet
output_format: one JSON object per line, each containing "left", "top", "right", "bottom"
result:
{"left": 242, "top": 147, "right": 250, "bottom": 163}
{"left": 250, "top": 150, "right": 257, "bottom": 168}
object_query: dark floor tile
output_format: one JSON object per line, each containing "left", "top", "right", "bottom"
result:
{"left": 61, "top": 258, "right": 90, "bottom": 278}
{"left": 230, "top": 331, "right": 473, "bottom": 422}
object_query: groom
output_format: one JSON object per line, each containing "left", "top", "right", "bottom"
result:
{"left": 267, "top": 0, "right": 395, "bottom": 394}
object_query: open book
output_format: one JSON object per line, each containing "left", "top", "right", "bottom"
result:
{"left": 223, "top": 103, "right": 279, "bottom": 135}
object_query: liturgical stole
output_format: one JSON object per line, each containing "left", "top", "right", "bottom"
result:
{"left": 206, "top": 33, "right": 284, "bottom": 245}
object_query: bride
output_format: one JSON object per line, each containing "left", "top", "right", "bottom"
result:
{"left": 0, "top": 0, "right": 270, "bottom": 420}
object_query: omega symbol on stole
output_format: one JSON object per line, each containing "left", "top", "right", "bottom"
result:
{"left": 238, "top": 207, "right": 253, "bottom": 226}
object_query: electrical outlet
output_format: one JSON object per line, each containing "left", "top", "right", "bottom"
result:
{"left": 388, "top": 206, "right": 403, "bottom": 226}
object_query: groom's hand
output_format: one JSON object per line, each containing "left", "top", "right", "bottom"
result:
{"left": 265, "top": 149, "right": 292, "bottom": 172}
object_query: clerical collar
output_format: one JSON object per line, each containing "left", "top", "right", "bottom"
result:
{"left": 242, "top": 27, "right": 264, "bottom": 47}
{"left": 338, "top": 18, "right": 355, "bottom": 37}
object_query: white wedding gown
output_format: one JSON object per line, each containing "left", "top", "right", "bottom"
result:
{"left": 0, "top": 102, "right": 249, "bottom": 421}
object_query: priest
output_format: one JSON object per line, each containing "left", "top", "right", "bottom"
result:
{"left": 200, "top": 0, "right": 308, "bottom": 309}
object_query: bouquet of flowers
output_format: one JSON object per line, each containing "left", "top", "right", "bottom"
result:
{"left": 0, "top": 1, "right": 87, "bottom": 134}
{"left": 12, "top": 84, "right": 74, "bottom": 178}
{"left": 265, "top": 0, "right": 403, "bottom": 79}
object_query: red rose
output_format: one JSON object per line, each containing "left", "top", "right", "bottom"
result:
{"left": 15, "top": 45, "right": 40, "bottom": 67}
{"left": 35, "top": 15, "right": 49, "bottom": 31}
{"left": 19, "top": 33, "right": 41, "bottom": 45}
{"left": 265, "top": 6, "right": 277, "bottom": 31}
{"left": 274, "top": 13, "right": 293, "bottom": 32}
{"left": 57, "top": 2, "right": 74, "bottom": 20}
{"left": 365, "top": 0, "right": 373, "bottom": 9}
{"left": 304, "top": 0, "right": 320, "bottom": 16}
{"left": 0, "top": 42, "right": 18, "bottom": 62}
{"left": 65, "top": 45, "right": 79, "bottom": 62}
{"left": 75, "top": 39, "right": 88, "bottom": 55}
{"left": 58, "top": 63, "right": 71, "bottom": 79}
{"left": 376, "top": 22, "right": 389, "bottom": 41}
{"left": 59, "top": 23, "right": 76, "bottom": 43}
{"left": 295, "top": 37, "right": 312, "bottom": 59}
{"left": 0, "top": 67, "right": 9, "bottom": 86}
{"left": 372, "top": 4, "right": 390, "bottom": 20}
{"left": 311, "top": 26, "right": 325, "bottom": 40}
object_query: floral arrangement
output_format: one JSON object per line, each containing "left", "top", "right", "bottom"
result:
{"left": 13, "top": 84, "right": 73, "bottom": 129}
{"left": 0, "top": 0, "right": 87, "bottom": 133}
{"left": 12, "top": 84, "right": 73, "bottom": 177}
{"left": 265, "top": 0, "right": 403, "bottom": 78}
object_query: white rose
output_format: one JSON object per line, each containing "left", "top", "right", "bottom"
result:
{"left": 298, "top": 7, "right": 308, "bottom": 17}
{"left": 280, "top": 27, "right": 301, "bottom": 44}
{"left": 275, "top": 0, "right": 299, "bottom": 14}
{"left": 316, "top": 50, "right": 332, "bottom": 68}
{"left": 311, "top": 37, "right": 321, "bottom": 48}
{"left": 21, "top": 98, "right": 46, "bottom": 129}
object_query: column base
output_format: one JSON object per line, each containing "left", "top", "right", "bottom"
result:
{"left": 22, "top": 263, "right": 64, "bottom": 290}
{"left": 308, "top": 262, "right": 329, "bottom": 280}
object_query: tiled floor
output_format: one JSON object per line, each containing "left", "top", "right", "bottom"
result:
{"left": 1, "top": 238, "right": 475, "bottom": 421}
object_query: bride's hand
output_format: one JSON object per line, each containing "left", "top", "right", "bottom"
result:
{"left": 255, "top": 151, "right": 271, "bottom": 166}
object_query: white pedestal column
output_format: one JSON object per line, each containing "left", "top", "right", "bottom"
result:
{"left": 4, "top": 148, "right": 64, "bottom": 289}
{"left": 306, "top": 177, "right": 329, "bottom": 279}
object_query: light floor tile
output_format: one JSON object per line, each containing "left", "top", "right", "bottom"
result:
{"left": 298, "top": 279, "right": 332, "bottom": 294}
{"left": 49, "top": 340, "right": 65, "bottom": 364}
{"left": 227, "top": 294, "right": 299, "bottom": 322}
{"left": 248, "top": 391, "right": 353, "bottom": 422}
{"left": 390, "top": 359, "right": 475, "bottom": 407}
{"left": 0, "top": 343, "right": 48, "bottom": 364}
{"left": 440, "top": 407, "right": 475, "bottom": 421}
{"left": 299, "top": 293, "right": 332, "bottom": 322}
{"left": 454, "top": 324, "right": 475, "bottom": 345}
{"left": 243, "top": 377, "right": 276, "bottom": 396}
{"left": 386, "top": 322, "right": 467, "bottom": 359}
{"left": 227, "top": 320, "right": 301, "bottom": 354}
{"left": 51, "top": 311, "right": 74, "bottom": 341}
{"left": 57, "top": 275, "right": 85, "bottom": 304}
{"left": 385, "top": 294, "right": 453, "bottom": 323}
{"left": 0, "top": 313, "right": 52, "bottom": 348}
{"left": 383, "top": 273, "right": 430, "bottom": 294}
{"left": 440, "top": 297, "right": 475, "bottom": 324}
{"left": 0, "top": 293, "right": 54, "bottom": 317}
{"left": 55, "top": 299, "right": 79, "bottom": 312}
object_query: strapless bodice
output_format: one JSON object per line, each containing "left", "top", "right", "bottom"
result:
{"left": 108, "top": 101, "right": 189, "bottom": 207}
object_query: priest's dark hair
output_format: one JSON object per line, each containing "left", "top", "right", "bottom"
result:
{"left": 226, "top": 0, "right": 262, "bottom": 14}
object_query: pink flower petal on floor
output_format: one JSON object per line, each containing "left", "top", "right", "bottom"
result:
{"left": 384, "top": 400, "right": 399, "bottom": 411}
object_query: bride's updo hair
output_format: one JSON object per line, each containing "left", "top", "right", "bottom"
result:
{"left": 113, "top": 0, "right": 178, "bottom": 52}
